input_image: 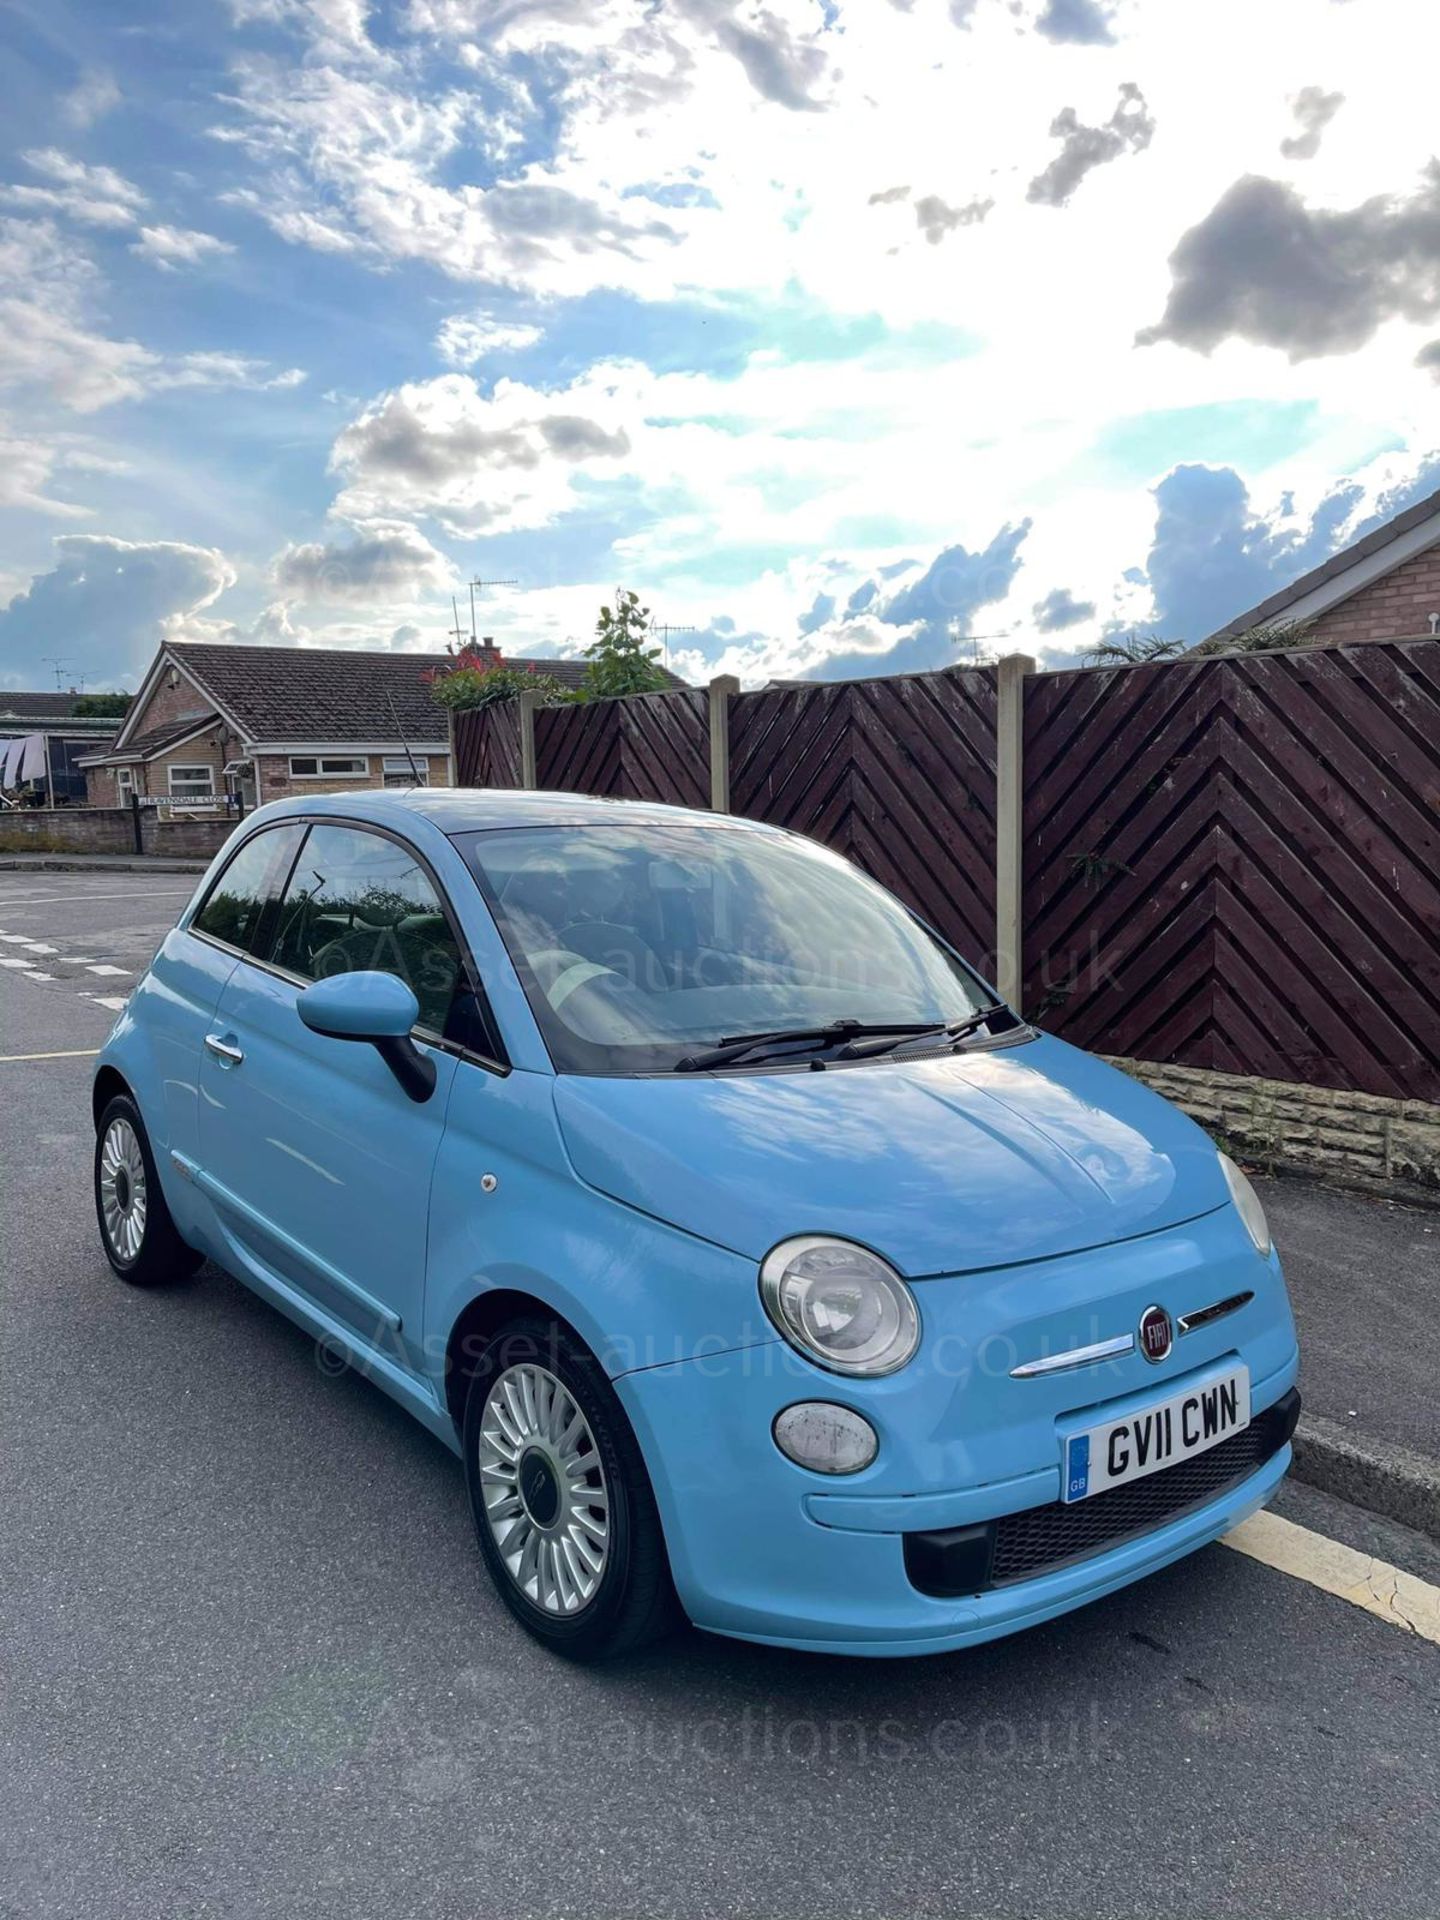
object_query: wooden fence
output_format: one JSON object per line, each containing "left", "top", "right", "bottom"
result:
{"left": 451, "top": 640, "right": 1440, "bottom": 1102}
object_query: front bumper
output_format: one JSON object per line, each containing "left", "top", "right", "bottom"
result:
{"left": 615, "top": 1209, "right": 1300, "bottom": 1657}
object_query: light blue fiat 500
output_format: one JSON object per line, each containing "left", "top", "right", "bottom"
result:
{"left": 92, "top": 789, "right": 1299, "bottom": 1660}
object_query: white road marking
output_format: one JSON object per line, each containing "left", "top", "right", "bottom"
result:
{"left": 0, "top": 958, "right": 37, "bottom": 970}
{"left": 22, "top": 971, "right": 55, "bottom": 982}
{"left": 0, "top": 933, "right": 35, "bottom": 943}
{"left": 84, "top": 963, "right": 130, "bottom": 977}
{"left": 0, "top": 1048, "right": 101, "bottom": 1063}
{"left": 90, "top": 996, "right": 128, "bottom": 1012}
{"left": 60, "top": 956, "right": 99, "bottom": 964}
{"left": 16, "top": 941, "right": 58, "bottom": 953}
{"left": 1224, "top": 1510, "right": 1440, "bottom": 1645}
{"left": 0, "top": 888, "right": 193, "bottom": 907}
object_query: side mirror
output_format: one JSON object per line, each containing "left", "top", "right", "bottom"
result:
{"left": 297, "top": 971, "right": 437, "bottom": 1103}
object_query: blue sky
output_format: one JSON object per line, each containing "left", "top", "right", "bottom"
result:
{"left": 1, "top": 0, "right": 1437, "bottom": 692}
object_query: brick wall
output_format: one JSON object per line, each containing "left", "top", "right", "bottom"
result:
{"left": 138, "top": 667, "right": 216, "bottom": 732}
{"left": 1306, "top": 541, "right": 1440, "bottom": 644}
{"left": 150, "top": 728, "right": 228, "bottom": 800}
{"left": 254, "top": 751, "right": 452, "bottom": 800}
{"left": 0, "top": 807, "right": 234, "bottom": 861}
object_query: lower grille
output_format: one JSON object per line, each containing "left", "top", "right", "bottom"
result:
{"left": 904, "top": 1389, "right": 1300, "bottom": 1599}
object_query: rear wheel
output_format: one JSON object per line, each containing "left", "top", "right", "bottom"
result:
{"left": 463, "top": 1316, "right": 675, "bottom": 1661}
{"left": 94, "top": 1094, "right": 203, "bottom": 1286}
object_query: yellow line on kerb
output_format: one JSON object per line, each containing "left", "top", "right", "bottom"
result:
{"left": 0, "top": 1048, "right": 101, "bottom": 1063}
{"left": 1224, "top": 1509, "right": 1440, "bottom": 1645}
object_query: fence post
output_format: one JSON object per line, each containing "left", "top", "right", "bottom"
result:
{"left": 446, "top": 707, "right": 457, "bottom": 788}
{"left": 518, "top": 691, "right": 539, "bottom": 789}
{"left": 993, "top": 653, "right": 1034, "bottom": 1012}
{"left": 707, "top": 675, "right": 740, "bottom": 812}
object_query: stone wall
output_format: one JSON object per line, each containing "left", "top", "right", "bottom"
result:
{"left": 1110, "top": 1057, "right": 1440, "bottom": 1201}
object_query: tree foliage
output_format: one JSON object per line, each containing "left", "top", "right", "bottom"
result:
{"left": 71, "top": 692, "right": 133, "bottom": 717}
{"left": 1085, "top": 619, "right": 1316, "bottom": 667}
{"left": 582, "top": 589, "right": 671, "bottom": 699}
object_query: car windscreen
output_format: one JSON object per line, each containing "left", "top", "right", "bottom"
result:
{"left": 455, "top": 821, "right": 994, "bottom": 1075}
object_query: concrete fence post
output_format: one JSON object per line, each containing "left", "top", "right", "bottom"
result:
{"left": 993, "top": 652, "right": 1034, "bottom": 1013}
{"left": 518, "top": 690, "right": 540, "bottom": 790}
{"left": 708, "top": 675, "right": 740, "bottom": 812}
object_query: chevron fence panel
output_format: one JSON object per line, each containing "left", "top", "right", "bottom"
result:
{"left": 452, "top": 702, "right": 522, "bottom": 788}
{"left": 730, "top": 668, "right": 998, "bottom": 967}
{"left": 616, "top": 688, "right": 710, "bottom": 806}
{"left": 1022, "top": 640, "right": 1440, "bottom": 1102}
{"left": 535, "top": 699, "right": 624, "bottom": 795}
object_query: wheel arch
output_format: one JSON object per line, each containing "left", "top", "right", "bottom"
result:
{"left": 443, "top": 1287, "right": 593, "bottom": 1435}
{"left": 92, "top": 1063, "right": 132, "bottom": 1130}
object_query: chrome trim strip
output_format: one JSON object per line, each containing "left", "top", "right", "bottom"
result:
{"left": 1010, "top": 1333, "right": 1135, "bottom": 1379}
{"left": 1178, "top": 1289, "right": 1255, "bottom": 1336}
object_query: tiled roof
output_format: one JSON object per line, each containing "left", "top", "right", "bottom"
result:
{"left": 1206, "top": 481, "right": 1440, "bottom": 641}
{"left": 0, "top": 691, "right": 124, "bottom": 728}
{"left": 167, "top": 641, "right": 687, "bottom": 742}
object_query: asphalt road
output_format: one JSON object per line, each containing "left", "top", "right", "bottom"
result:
{"left": 1, "top": 873, "right": 1437, "bottom": 1920}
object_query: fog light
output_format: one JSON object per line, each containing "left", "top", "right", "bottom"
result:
{"left": 773, "top": 1402, "right": 878, "bottom": 1475}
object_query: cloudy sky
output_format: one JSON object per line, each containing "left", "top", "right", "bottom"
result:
{"left": 2, "top": 0, "right": 1438, "bottom": 692}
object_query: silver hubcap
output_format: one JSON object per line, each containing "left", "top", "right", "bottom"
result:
{"left": 478, "top": 1362, "right": 610, "bottom": 1615}
{"left": 99, "top": 1118, "right": 147, "bottom": 1262}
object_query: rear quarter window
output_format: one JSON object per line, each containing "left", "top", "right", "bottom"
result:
{"left": 191, "top": 824, "right": 305, "bottom": 956}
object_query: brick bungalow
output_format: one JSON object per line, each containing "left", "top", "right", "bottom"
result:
{"left": 78, "top": 639, "right": 650, "bottom": 809}
{"left": 1206, "top": 480, "right": 1440, "bottom": 647}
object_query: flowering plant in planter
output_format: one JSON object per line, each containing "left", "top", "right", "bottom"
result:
{"left": 426, "top": 645, "right": 568, "bottom": 712}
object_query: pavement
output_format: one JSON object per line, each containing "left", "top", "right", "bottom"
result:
{"left": 1, "top": 872, "right": 1437, "bottom": 1920}
{"left": 0, "top": 851, "right": 210, "bottom": 873}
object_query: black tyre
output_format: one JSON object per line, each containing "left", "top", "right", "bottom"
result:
{"left": 462, "top": 1316, "right": 676, "bottom": 1661}
{"left": 94, "top": 1093, "right": 203, "bottom": 1287}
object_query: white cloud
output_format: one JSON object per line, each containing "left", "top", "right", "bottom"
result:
{"left": 0, "top": 428, "right": 92, "bottom": 518}
{"left": 271, "top": 520, "right": 454, "bottom": 600}
{"left": 130, "top": 224, "right": 237, "bottom": 270}
{"left": 0, "top": 534, "right": 237, "bottom": 684}
{"left": 62, "top": 71, "right": 121, "bottom": 129}
{"left": 0, "top": 220, "right": 304, "bottom": 412}
{"left": 328, "top": 369, "right": 634, "bottom": 533}
{"left": 1, "top": 148, "right": 147, "bottom": 229}
{"left": 435, "top": 313, "right": 543, "bottom": 367}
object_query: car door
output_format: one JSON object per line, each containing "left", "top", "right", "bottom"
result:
{"left": 195, "top": 819, "right": 469, "bottom": 1376}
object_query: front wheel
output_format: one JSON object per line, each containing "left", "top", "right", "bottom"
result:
{"left": 94, "top": 1094, "right": 203, "bottom": 1286}
{"left": 463, "top": 1317, "right": 676, "bottom": 1661}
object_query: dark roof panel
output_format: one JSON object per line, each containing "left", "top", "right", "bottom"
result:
{"left": 169, "top": 642, "right": 687, "bottom": 742}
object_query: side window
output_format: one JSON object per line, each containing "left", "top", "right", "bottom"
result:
{"left": 191, "top": 824, "right": 304, "bottom": 957}
{"left": 273, "top": 824, "right": 465, "bottom": 1036}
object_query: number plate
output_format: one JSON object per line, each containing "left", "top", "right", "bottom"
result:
{"left": 1062, "top": 1366, "right": 1251, "bottom": 1503}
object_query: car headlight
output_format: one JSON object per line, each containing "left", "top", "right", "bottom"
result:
{"left": 760, "top": 1235, "right": 920, "bottom": 1376}
{"left": 1219, "top": 1152, "right": 1271, "bottom": 1257}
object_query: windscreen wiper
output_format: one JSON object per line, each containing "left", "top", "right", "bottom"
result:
{"left": 836, "top": 1002, "right": 1009, "bottom": 1060}
{"left": 674, "top": 1018, "right": 948, "bottom": 1073}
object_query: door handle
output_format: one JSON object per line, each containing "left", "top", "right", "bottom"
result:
{"left": 204, "top": 1033, "right": 244, "bottom": 1066}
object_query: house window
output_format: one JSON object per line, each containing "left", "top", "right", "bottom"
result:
{"left": 168, "top": 764, "right": 215, "bottom": 800}
{"left": 382, "top": 754, "right": 429, "bottom": 787}
{"left": 115, "top": 768, "right": 136, "bottom": 801}
{"left": 288, "top": 756, "right": 369, "bottom": 779}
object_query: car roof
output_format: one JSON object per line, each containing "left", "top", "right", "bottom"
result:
{"left": 243, "top": 786, "right": 758, "bottom": 837}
